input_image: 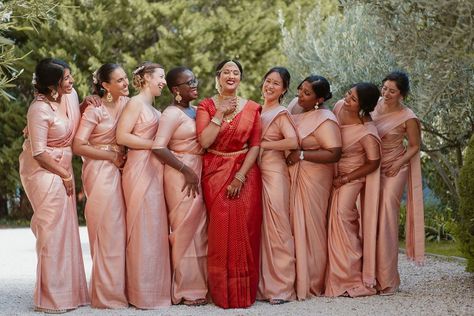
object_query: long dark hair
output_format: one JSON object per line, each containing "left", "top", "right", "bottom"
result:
{"left": 92, "top": 63, "right": 122, "bottom": 97}
{"left": 33, "top": 58, "right": 70, "bottom": 95}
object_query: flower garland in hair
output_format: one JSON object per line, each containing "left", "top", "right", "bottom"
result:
{"left": 132, "top": 65, "right": 145, "bottom": 75}
{"left": 31, "top": 73, "right": 37, "bottom": 85}
{"left": 92, "top": 70, "right": 99, "bottom": 84}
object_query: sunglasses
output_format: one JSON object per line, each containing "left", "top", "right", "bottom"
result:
{"left": 175, "top": 77, "right": 199, "bottom": 88}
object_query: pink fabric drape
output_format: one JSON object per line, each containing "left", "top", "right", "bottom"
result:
{"left": 121, "top": 105, "right": 171, "bottom": 308}
{"left": 75, "top": 97, "right": 128, "bottom": 308}
{"left": 287, "top": 103, "right": 341, "bottom": 300}
{"left": 19, "top": 90, "right": 90, "bottom": 310}
{"left": 371, "top": 103, "right": 424, "bottom": 292}
{"left": 152, "top": 105, "right": 208, "bottom": 304}
{"left": 325, "top": 100, "right": 380, "bottom": 297}
{"left": 257, "top": 106, "right": 297, "bottom": 301}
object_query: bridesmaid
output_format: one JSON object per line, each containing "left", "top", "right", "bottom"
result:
{"left": 72, "top": 63, "right": 129, "bottom": 308}
{"left": 372, "top": 71, "right": 424, "bottom": 295}
{"left": 257, "top": 67, "right": 298, "bottom": 304}
{"left": 19, "top": 58, "right": 89, "bottom": 313}
{"left": 116, "top": 62, "right": 171, "bottom": 309}
{"left": 152, "top": 67, "right": 208, "bottom": 306}
{"left": 325, "top": 83, "right": 381, "bottom": 298}
{"left": 285, "top": 75, "right": 342, "bottom": 299}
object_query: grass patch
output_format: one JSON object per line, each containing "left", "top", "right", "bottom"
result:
{"left": 0, "top": 218, "right": 31, "bottom": 228}
{"left": 400, "top": 240, "right": 465, "bottom": 258}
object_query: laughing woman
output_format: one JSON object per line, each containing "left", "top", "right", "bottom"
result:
{"left": 325, "top": 83, "right": 381, "bottom": 298}
{"left": 372, "top": 71, "right": 424, "bottom": 295}
{"left": 19, "top": 58, "right": 89, "bottom": 313}
{"left": 286, "top": 75, "right": 341, "bottom": 300}
{"left": 116, "top": 62, "right": 171, "bottom": 309}
{"left": 72, "top": 63, "right": 129, "bottom": 309}
{"left": 257, "top": 67, "right": 298, "bottom": 304}
{"left": 152, "top": 67, "right": 208, "bottom": 306}
{"left": 196, "top": 60, "right": 262, "bottom": 309}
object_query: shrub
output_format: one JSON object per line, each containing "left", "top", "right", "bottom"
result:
{"left": 458, "top": 135, "right": 474, "bottom": 271}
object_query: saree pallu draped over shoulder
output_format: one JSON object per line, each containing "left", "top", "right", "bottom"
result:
{"left": 76, "top": 97, "right": 128, "bottom": 308}
{"left": 257, "top": 106, "right": 297, "bottom": 301}
{"left": 19, "top": 90, "right": 90, "bottom": 310}
{"left": 196, "top": 98, "right": 262, "bottom": 309}
{"left": 325, "top": 100, "right": 381, "bottom": 297}
{"left": 371, "top": 104, "right": 424, "bottom": 292}
{"left": 121, "top": 107, "right": 171, "bottom": 308}
{"left": 287, "top": 103, "right": 340, "bottom": 300}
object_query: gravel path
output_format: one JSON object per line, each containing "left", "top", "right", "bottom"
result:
{"left": 0, "top": 227, "right": 472, "bottom": 315}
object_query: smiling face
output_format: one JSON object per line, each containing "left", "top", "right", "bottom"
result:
{"left": 217, "top": 62, "right": 241, "bottom": 94}
{"left": 57, "top": 68, "right": 74, "bottom": 95}
{"left": 146, "top": 67, "right": 167, "bottom": 97}
{"left": 262, "top": 71, "right": 286, "bottom": 105}
{"left": 173, "top": 70, "right": 198, "bottom": 103}
{"left": 343, "top": 87, "right": 360, "bottom": 114}
{"left": 381, "top": 80, "right": 403, "bottom": 107}
{"left": 102, "top": 67, "right": 129, "bottom": 99}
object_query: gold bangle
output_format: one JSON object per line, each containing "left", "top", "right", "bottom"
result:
{"left": 61, "top": 174, "right": 73, "bottom": 182}
{"left": 234, "top": 172, "right": 246, "bottom": 183}
{"left": 210, "top": 116, "right": 222, "bottom": 127}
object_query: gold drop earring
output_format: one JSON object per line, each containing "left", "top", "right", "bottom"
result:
{"left": 51, "top": 89, "right": 59, "bottom": 101}
{"left": 106, "top": 91, "right": 113, "bottom": 102}
{"left": 175, "top": 91, "right": 182, "bottom": 104}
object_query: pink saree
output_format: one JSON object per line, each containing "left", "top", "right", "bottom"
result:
{"left": 257, "top": 106, "right": 297, "bottom": 301}
{"left": 19, "top": 90, "right": 90, "bottom": 310}
{"left": 325, "top": 100, "right": 380, "bottom": 297}
{"left": 371, "top": 103, "right": 424, "bottom": 292}
{"left": 121, "top": 105, "right": 171, "bottom": 308}
{"left": 152, "top": 105, "right": 208, "bottom": 304}
{"left": 75, "top": 97, "right": 128, "bottom": 308}
{"left": 287, "top": 103, "right": 341, "bottom": 299}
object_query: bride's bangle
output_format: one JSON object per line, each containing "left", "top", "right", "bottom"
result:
{"left": 234, "top": 172, "right": 246, "bottom": 183}
{"left": 211, "top": 116, "right": 222, "bottom": 127}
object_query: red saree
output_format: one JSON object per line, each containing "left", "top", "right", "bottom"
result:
{"left": 196, "top": 98, "right": 262, "bottom": 309}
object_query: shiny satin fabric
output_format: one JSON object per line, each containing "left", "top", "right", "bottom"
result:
{"left": 153, "top": 105, "right": 208, "bottom": 304}
{"left": 75, "top": 97, "right": 128, "bottom": 308}
{"left": 19, "top": 90, "right": 90, "bottom": 310}
{"left": 196, "top": 99, "right": 262, "bottom": 309}
{"left": 325, "top": 100, "right": 381, "bottom": 297}
{"left": 257, "top": 106, "right": 297, "bottom": 301}
{"left": 371, "top": 102, "right": 424, "bottom": 292}
{"left": 287, "top": 103, "right": 341, "bottom": 300}
{"left": 121, "top": 105, "right": 171, "bottom": 308}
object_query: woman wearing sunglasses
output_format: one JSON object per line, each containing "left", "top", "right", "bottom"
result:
{"left": 152, "top": 67, "right": 208, "bottom": 306}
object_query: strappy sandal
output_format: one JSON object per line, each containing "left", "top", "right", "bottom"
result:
{"left": 269, "top": 299, "right": 288, "bottom": 305}
{"left": 182, "top": 298, "right": 208, "bottom": 306}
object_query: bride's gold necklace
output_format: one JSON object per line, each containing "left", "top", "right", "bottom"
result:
{"left": 217, "top": 95, "right": 240, "bottom": 123}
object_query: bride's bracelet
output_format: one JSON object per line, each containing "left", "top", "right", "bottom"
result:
{"left": 234, "top": 172, "right": 246, "bottom": 184}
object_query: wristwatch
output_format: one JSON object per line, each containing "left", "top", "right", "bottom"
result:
{"left": 299, "top": 150, "right": 304, "bottom": 161}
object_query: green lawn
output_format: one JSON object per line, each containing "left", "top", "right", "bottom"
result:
{"left": 400, "top": 240, "right": 465, "bottom": 258}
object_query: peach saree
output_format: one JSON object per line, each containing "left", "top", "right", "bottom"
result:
{"left": 257, "top": 106, "right": 297, "bottom": 301}
{"left": 152, "top": 105, "right": 207, "bottom": 304}
{"left": 75, "top": 97, "right": 128, "bottom": 308}
{"left": 19, "top": 90, "right": 90, "bottom": 310}
{"left": 371, "top": 103, "right": 424, "bottom": 293}
{"left": 325, "top": 100, "right": 380, "bottom": 297}
{"left": 121, "top": 105, "right": 171, "bottom": 308}
{"left": 287, "top": 103, "right": 341, "bottom": 299}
